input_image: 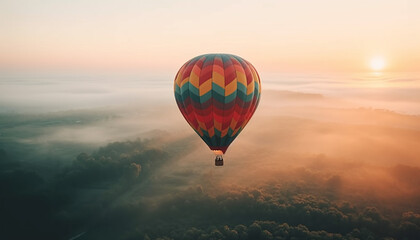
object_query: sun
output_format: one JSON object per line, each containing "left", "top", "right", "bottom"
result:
{"left": 370, "top": 57, "right": 386, "bottom": 71}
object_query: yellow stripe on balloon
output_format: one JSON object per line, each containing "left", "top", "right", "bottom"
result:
{"left": 231, "top": 128, "right": 240, "bottom": 136}
{"left": 189, "top": 71, "right": 200, "bottom": 89}
{"left": 229, "top": 118, "right": 238, "bottom": 131}
{"left": 208, "top": 127, "right": 215, "bottom": 138}
{"left": 236, "top": 71, "right": 247, "bottom": 87}
{"left": 246, "top": 77, "right": 255, "bottom": 95}
{"left": 199, "top": 79, "right": 212, "bottom": 96}
{"left": 212, "top": 71, "right": 224, "bottom": 88}
{"left": 221, "top": 128, "right": 228, "bottom": 138}
{"left": 198, "top": 121, "right": 207, "bottom": 132}
{"left": 224, "top": 79, "right": 237, "bottom": 96}
{"left": 180, "top": 77, "right": 190, "bottom": 89}
{"left": 249, "top": 65, "right": 261, "bottom": 94}
{"left": 175, "top": 63, "right": 188, "bottom": 88}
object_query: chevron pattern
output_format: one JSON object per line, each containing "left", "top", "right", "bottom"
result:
{"left": 174, "top": 54, "right": 261, "bottom": 154}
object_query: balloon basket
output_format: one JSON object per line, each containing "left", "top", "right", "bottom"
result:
{"left": 215, "top": 154, "right": 224, "bottom": 166}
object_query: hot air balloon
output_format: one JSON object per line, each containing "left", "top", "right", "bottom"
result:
{"left": 174, "top": 54, "right": 261, "bottom": 166}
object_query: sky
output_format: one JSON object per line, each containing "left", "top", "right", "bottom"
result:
{"left": 1, "top": 0, "right": 420, "bottom": 73}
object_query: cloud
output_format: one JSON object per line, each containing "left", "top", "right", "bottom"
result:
{"left": 264, "top": 90, "right": 325, "bottom": 101}
{"left": 1, "top": 87, "right": 420, "bottom": 239}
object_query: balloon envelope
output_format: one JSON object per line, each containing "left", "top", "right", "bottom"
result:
{"left": 174, "top": 53, "right": 261, "bottom": 154}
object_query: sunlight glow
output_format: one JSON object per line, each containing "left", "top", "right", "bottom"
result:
{"left": 370, "top": 57, "right": 386, "bottom": 71}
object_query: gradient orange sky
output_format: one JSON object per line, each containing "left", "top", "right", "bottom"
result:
{"left": 1, "top": 0, "right": 419, "bottom": 73}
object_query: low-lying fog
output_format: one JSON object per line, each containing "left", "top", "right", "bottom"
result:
{"left": 1, "top": 71, "right": 419, "bottom": 240}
